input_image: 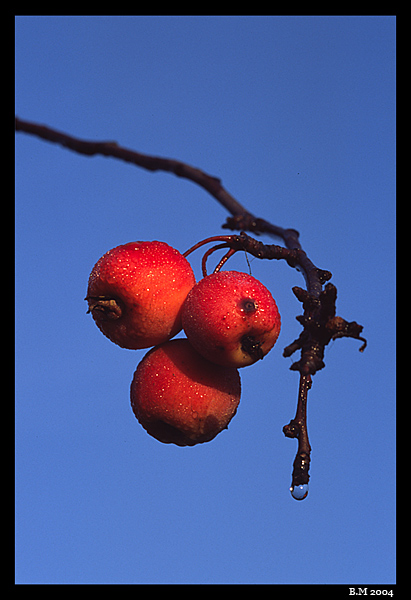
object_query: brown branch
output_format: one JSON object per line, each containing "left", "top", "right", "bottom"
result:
{"left": 15, "top": 116, "right": 366, "bottom": 500}
{"left": 15, "top": 116, "right": 248, "bottom": 219}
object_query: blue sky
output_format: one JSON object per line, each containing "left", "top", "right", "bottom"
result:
{"left": 15, "top": 16, "right": 396, "bottom": 585}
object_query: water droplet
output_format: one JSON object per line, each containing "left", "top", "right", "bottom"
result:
{"left": 290, "top": 483, "right": 309, "bottom": 501}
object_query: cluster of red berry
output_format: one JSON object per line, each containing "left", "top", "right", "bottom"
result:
{"left": 86, "top": 240, "right": 281, "bottom": 446}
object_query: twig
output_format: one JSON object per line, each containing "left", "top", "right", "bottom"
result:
{"left": 15, "top": 116, "right": 366, "bottom": 499}
{"left": 15, "top": 116, "right": 248, "bottom": 219}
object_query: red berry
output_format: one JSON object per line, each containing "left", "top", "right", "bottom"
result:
{"left": 130, "top": 339, "right": 241, "bottom": 446}
{"left": 86, "top": 241, "right": 195, "bottom": 349}
{"left": 182, "top": 270, "right": 281, "bottom": 367}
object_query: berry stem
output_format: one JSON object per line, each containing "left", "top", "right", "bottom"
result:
{"left": 183, "top": 235, "right": 233, "bottom": 258}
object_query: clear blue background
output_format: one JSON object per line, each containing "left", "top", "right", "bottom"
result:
{"left": 15, "top": 16, "right": 396, "bottom": 585}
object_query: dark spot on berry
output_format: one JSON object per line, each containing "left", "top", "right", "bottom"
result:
{"left": 239, "top": 298, "right": 258, "bottom": 313}
{"left": 241, "top": 335, "right": 264, "bottom": 361}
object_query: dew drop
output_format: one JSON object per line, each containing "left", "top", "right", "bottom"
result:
{"left": 290, "top": 483, "right": 309, "bottom": 501}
